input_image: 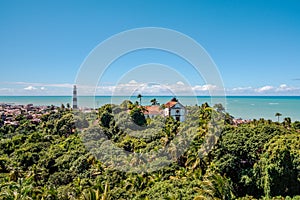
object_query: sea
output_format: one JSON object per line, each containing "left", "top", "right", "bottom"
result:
{"left": 0, "top": 96, "right": 299, "bottom": 122}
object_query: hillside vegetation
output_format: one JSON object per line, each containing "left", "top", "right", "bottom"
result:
{"left": 0, "top": 101, "right": 299, "bottom": 199}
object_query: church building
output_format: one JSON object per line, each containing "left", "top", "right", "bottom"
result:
{"left": 164, "top": 97, "right": 186, "bottom": 122}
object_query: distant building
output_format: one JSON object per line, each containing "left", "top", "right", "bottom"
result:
{"left": 144, "top": 105, "right": 164, "bottom": 118}
{"left": 164, "top": 97, "right": 186, "bottom": 122}
{"left": 73, "top": 85, "right": 78, "bottom": 109}
{"left": 142, "top": 97, "right": 187, "bottom": 122}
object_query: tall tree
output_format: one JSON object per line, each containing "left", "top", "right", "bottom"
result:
{"left": 283, "top": 117, "right": 292, "bottom": 128}
{"left": 150, "top": 98, "right": 158, "bottom": 105}
{"left": 213, "top": 103, "right": 225, "bottom": 113}
{"left": 275, "top": 112, "right": 282, "bottom": 122}
{"left": 137, "top": 94, "right": 142, "bottom": 106}
{"left": 254, "top": 133, "right": 300, "bottom": 197}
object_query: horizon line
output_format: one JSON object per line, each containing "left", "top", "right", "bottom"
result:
{"left": 1, "top": 95, "right": 300, "bottom": 97}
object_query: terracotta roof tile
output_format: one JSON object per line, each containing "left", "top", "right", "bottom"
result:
{"left": 165, "top": 101, "right": 177, "bottom": 108}
{"left": 144, "top": 105, "right": 163, "bottom": 115}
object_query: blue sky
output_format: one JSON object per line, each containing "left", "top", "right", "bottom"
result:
{"left": 0, "top": 0, "right": 300, "bottom": 95}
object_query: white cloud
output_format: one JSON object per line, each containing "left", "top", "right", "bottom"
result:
{"left": 193, "top": 84, "right": 217, "bottom": 91}
{"left": 255, "top": 85, "right": 274, "bottom": 93}
{"left": 3, "top": 81, "right": 73, "bottom": 88}
{"left": 176, "top": 81, "right": 185, "bottom": 85}
{"left": 280, "top": 84, "right": 287, "bottom": 88}
{"left": 24, "top": 86, "right": 37, "bottom": 91}
{"left": 226, "top": 84, "right": 300, "bottom": 95}
{"left": 276, "top": 84, "right": 294, "bottom": 92}
{"left": 128, "top": 80, "right": 137, "bottom": 84}
{"left": 231, "top": 86, "right": 253, "bottom": 92}
{"left": 96, "top": 81, "right": 223, "bottom": 96}
{"left": 2, "top": 81, "right": 300, "bottom": 96}
{"left": 0, "top": 81, "right": 73, "bottom": 95}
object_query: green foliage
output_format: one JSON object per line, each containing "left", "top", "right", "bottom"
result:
{"left": 98, "top": 104, "right": 114, "bottom": 129}
{"left": 293, "top": 121, "right": 300, "bottom": 129}
{"left": 254, "top": 133, "right": 300, "bottom": 198}
{"left": 129, "top": 107, "right": 146, "bottom": 126}
{"left": 54, "top": 113, "right": 75, "bottom": 136}
{"left": 212, "top": 122, "right": 293, "bottom": 197}
{"left": 120, "top": 100, "right": 133, "bottom": 110}
{"left": 0, "top": 103, "right": 299, "bottom": 199}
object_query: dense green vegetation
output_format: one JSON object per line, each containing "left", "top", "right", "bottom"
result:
{"left": 0, "top": 101, "right": 299, "bottom": 199}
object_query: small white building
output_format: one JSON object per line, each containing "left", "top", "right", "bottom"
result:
{"left": 164, "top": 98, "right": 186, "bottom": 122}
{"left": 143, "top": 105, "right": 164, "bottom": 118}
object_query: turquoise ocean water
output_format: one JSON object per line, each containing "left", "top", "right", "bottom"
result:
{"left": 0, "top": 96, "right": 299, "bottom": 121}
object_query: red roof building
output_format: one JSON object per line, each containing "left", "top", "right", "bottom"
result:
{"left": 164, "top": 98, "right": 186, "bottom": 122}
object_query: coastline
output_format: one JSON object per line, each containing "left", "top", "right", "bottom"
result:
{"left": 0, "top": 95, "right": 300, "bottom": 121}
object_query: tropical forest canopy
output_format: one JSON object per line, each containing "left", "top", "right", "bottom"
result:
{"left": 0, "top": 100, "right": 299, "bottom": 199}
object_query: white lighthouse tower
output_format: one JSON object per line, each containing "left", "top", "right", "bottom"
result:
{"left": 73, "top": 85, "right": 78, "bottom": 109}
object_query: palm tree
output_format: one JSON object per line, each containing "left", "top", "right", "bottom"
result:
{"left": 194, "top": 170, "right": 233, "bottom": 200}
{"left": 137, "top": 94, "right": 142, "bottom": 106}
{"left": 275, "top": 112, "right": 282, "bottom": 122}
{"left": 283, "top": 117, "right": 291, "bottom": 128}
{"left": 150, "top": 98, "right": 158, "bottom": 105}
{"left": 185, "top": 153, "right": 200, "bottom": 170}
{"left": 0, "top": 177, "right": 34, "bottom": 200}
{"left": 80, "top": 181, "right": 109, "bottom": 200}
{"left": 80, "top": 188, "right": 100, "bottom": 200}
{"left": 213, "top": 103, "right": 225, "bottom": 113}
